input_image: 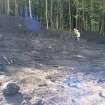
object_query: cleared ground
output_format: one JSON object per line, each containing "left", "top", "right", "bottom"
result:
{"left": 0, "top": 17, "right": 105, "bottom": 105}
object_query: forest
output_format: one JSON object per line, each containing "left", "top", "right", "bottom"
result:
{"left": 0, "top": 0, "right": 105, "bottom": 35}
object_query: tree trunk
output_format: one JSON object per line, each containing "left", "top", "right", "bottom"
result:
{"left": 15, "top": 0, "right": 18, "bottom": 16}
{"left": 90, "top": 0, "right": 93, "bottom": 31}
{"left": 7, "top": 0, "right": 10, "bottom": 15}
{"left": 50, "top": 0, "right": 53, "bottom": 28}
{"left": 29, "top": 0, "right": 32, "bottom": 18}
{"left": 82, "top": 0, "right": 85, "bottom": 31}
{"left": 69, "top": 0, "right": 72, "bottom": 31}
{"left": 76, "top": 8, "right": 78, "bottom": 29}
{"left": 46, "top": 0, "right": 48, "bottom": 29}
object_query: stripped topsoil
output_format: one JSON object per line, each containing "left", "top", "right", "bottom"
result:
{"left": 0, "top": 17, "right": 105, "bottom": 105}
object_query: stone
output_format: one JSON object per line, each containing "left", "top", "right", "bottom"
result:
{"left": 33, "top": 99, "right": 46, "bottom": 105}
{"left": 0, "top": 64, "right": 5, "bottom": 71}
{"left": 21, "top": 100, "right": 32, "bottom": 105}
{"left": 23, "top": 93, "right": 32, "bottom": 101}
{"left": 99, "top": 92, "right": 105, "bottom": 98}
{"left": 38, "top": 83, "right": 47, "bottom": 87}
{"left": 0, "top": 80, "right": 2, "bottom": 86}
{"left": 64, "top": 74, "right": 81, "bottom": 87}
{"left": 0, "top": 34, "right": 3, "bottom": 40}
{"left": 2, "top": 82, "right": 20, "bottom": 95}
{"left": 97, "top": 79, "right": 105, "bottom": 83}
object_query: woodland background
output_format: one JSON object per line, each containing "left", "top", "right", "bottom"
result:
{"left": 0, "top": 0, "right": 105, "bottom": 35}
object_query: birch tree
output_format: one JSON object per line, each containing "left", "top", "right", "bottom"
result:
{"left": 46, "top": 0, "right": 48, "bottom": 29}
{"left": 29, "top": 0, "right": 32, "bottom": 18}
{"left": 14, "top": 0, "right": 18, "bottom": 16}
{"left": 7, "top": 0, "right": 10, "bottom": 15}
{"left": 50, "top": 0, "right": 53, "bottom": 28}
{"left": 69, "top": 0, "right": 72, "bottom": 31}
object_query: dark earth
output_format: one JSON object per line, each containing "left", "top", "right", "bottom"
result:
{"left": 0, "top": 16, "right": 105, "bottom": 105}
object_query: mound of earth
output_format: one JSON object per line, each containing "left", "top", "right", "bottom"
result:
{"left": 0, "top": 16, "right": 25, "bottom": 33}
{"left": 81, "top": 31, "right": 105, "bottom": 43}
{"left": 0, "top": 16, "right": 43, "bottom": 33}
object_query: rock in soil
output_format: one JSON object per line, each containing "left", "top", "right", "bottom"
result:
{"left": 2, "top": 82, "right": 20, "bottom": 95}
{"left": 21, "top": 100, "right": 32, "bottom": 105}
{"left": 23, "top": 93, "right": 32, "bottom": 101}
{"left": 33, "top": 99, "right": 46, "bottom": 105}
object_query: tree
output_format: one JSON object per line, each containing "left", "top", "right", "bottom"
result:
{"left": 69, "top": 0, "right": 72, "bottom": 31}
{"left": 29, "top": 0, "right": 32, "bottom": 18}
{"left": 46, "top": 0, "right": 48, "bottom": 29}
{"left": 7, "top": 0, "right": 10, "bottom": 15}
{"left": 14, "top": 0, "right": 18, "bottom": 16}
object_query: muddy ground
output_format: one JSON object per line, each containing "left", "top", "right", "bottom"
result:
{"left": 0, "top": 17, "right": 105, "bottom": 105}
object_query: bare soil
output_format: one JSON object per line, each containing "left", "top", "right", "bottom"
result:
{"left": 0, "top": 16, "right": 105, "bottom": 105}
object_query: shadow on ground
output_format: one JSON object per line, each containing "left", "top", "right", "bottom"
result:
{"left": 4, "top": 93, "right": 23, "bottom": 105}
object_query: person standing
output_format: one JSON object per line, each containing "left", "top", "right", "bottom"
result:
{"left": 73, "top": 28, "right": 80, "bottom": 41}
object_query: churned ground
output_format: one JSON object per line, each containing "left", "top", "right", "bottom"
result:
{"left": 0, "top": 17, "right": 105, "bottom": 105}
